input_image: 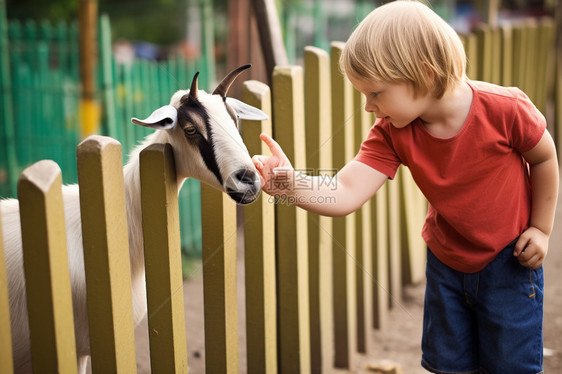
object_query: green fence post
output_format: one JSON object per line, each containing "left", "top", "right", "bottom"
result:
{"left": 0, "top": 0, "right": 18, "bottom": 197}
{"left": 99, "top": 14, "right": 117, "bottom": 139}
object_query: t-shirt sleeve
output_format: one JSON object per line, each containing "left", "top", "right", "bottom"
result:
{"left": 354, "top": 119, "right": 402, "bottom": 179}
{"left": 510, "top": 89, "right": 546, "bottom": 153}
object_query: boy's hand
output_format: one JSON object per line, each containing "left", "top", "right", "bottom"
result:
{"left": 513, "top": 226, "right": 549, "bottom": 270}
{"left": 252, "top": 133, "right": 295, "bottom": 196}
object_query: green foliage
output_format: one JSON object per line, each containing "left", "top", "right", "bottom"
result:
{"left": 98, "top": 0, "right": 186, "bottom": 45}
{"left": 6, "top": 0, "right": 80, "bottom": 21}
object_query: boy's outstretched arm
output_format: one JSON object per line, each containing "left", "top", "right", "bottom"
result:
{"left": 252, "top": 133, "right": 387, "bottom": 217}
{"left": 515, "top": 130, "right": 559, "bottom": 269}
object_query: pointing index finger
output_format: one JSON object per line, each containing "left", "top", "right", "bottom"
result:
{"left": 260, "top": 132, "right": 286, "bottom": 158}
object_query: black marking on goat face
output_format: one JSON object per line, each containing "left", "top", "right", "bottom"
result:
{"left": 178, "top": 95, "right": 223, "bottom": 185}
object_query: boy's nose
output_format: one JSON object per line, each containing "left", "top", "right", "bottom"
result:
{"left": 365, "top": 102, "right": 377, "bottom": 113}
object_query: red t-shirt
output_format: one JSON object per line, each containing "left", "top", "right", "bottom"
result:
{"left": 355, "top": 80, "right": 546, "bottom": 273}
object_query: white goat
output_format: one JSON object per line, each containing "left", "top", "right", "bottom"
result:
{"left": 1, "top": 64, "right": 266, "bottom": 374}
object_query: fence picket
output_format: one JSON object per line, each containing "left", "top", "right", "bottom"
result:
{"left": 0, "top": 205, "right": 14, "bottom": 374}
{"left": 475, "top": 24, "right": 492, "bottom": 82}
{"left": 140, "top": 143, "right": 188, "bottom": 373}
{"left": 372, "top": 182, "right": 389, "bottom": 329}
{"left": 500, "top": 24, "right": 513, "bottom": 87}
{"left": 241, "top": 80, "right": 277, "bottom": 374}
{"left": 330, "top": 42, "right": 357, "bottom": 369}
{"left": 304, "top": 46, "right": 334, "bottom": 373}
{"left": 535, "top": 18, "right": 555, "bottom": 115}
{"left": 353, "top": 88, "right": 373, "bottom": 354}
{"left": 200, "top": 181, "right": 239, "bottom": 374}
{"left": 387, "top": 170, "right": 402, "bottom": 306}
{"left": 272, "top": 65, "right": 311, "bottom": 373}
{"left": 399, "top": 167, "right": 427, "bottom": 285}
{"left": 18, "top": 160, "right": 77, "bottom": 373}
{"left": 76, "top": 136, "right": 137, "bottom": 374}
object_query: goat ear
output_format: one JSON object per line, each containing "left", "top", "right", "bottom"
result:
{"left": 225, "top": 97, "right": 269, "bottom": 121}
{"left": 131, "top": 105, "right": 178, "bottom": 130}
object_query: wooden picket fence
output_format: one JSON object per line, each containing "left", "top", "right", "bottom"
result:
{"left": 0, "top": 18, "right": 559, "bottom": 374}
{"left": 0, "top": 42, "right": 426, "bottom": 374}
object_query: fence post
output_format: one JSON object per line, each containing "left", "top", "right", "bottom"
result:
{"left": 304, "top": 46, "right": 334, "bottom": 373}
{"left": 474, "top": 24, "right": 492, "bottom": 82}
{"left": 77, "top": 136, "right": 137, "bottom": 374}
{"left": 99, "top": 14, "right": 117, "bottom": 139}
{"left": 387, "top": 170, "right": 402, "bottom": 305}
{"left": 0, "top": 204, "right": 14, "bottom": 374}
{"left": 535, "top": 18, "right": 556, "bottom": 116}
{"left": 18, "top": 160, "right": 77, "bottom": 373}
{"left": 460, "top": 33, "right": 478, "bottom": 81}
{"left": 500, "top": 24, "right": 513, "bottom": 87}
{"left": 140, "top": 143, "right": 188, "bottom": 373}
{"left": 201, "top": 181, "right": 239, "bottom": 374}
{"left": 353, "top": 88, "right": 373, "bottom": 354}
{"left": 372, "top": 182, "right": 389, "bottom": 329}
{"left": 241, "top": 80, "right": 278, "bottom": 374}
{"left": 272, "top": 65, "right": 311, "bottom": 373}
{"left": 399, "top": 167, "right": 427, "bottom": 285}
{"left": 330, "top": 42, "right": 356, "bottom": 369}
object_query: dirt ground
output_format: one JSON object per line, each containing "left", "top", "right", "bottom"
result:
{"left": 132, "top": 177, "right": 562, "bottom": 373}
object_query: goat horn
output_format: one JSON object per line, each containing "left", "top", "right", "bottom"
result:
{"left": 189, "top": 72, "right": 200, "bottom": 99}
{"left": 213, "top": 64, "right": 251, "bottom": 97}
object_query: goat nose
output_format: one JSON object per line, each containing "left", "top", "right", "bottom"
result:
{"left": 234, "top": 169, "right": 257, "bottom": 185}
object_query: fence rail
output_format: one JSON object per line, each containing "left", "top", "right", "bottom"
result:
{"left": 1, "top": 14, "right": 560, "bottom": 374}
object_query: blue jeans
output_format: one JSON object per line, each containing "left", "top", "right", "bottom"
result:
{"left": 422, "top": 241, "right": 544, "bottom": 374}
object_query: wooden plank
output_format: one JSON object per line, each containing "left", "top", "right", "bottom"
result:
{"left": 523, "top": 20, "right": 538, "bottom": 102}
{"left": 304, "top": 46, "right": 334, "bottom": 374}
{"left": 399, "top": 168, "right": 427, "bottom": 285}
{"left": 77, "top": 136, "right": 137, "bottom": 374}
{"left": 535, "top": 18, "right": 555, "bottom": 115}
{"left": 461, "top": 33, "right": 478, "bottom": 81}
{"left": 330, "top": 42, "right": 356, "bottom": 369}
{"left": 250, "top": 0, "right": 289, "bottom": 85}
{"left": 475, "top": 24, "right": 492, "bottom": 82}
{"left": 200, "top": 184, "right": 239, "bottom": 374}
{"left": 353, "top": 89, "right": 373, "bottom": 354}
{"left": 372, "top": 182, "right": 389, "bottom": 329}
{"left": 78, "top": 0, "right": 100, "bottom": 137}
{"left": 0, "top": 204, "right": 14, "bottom": 374}
{"left": 18, "top": 160, "right": 77, "bottom": 373}
{"left": 140, "top": 143, "right": 188, "bottom": 373}
{"left": 490, "top": 27, "right": 502, "bottom": 85}
{"left": 272, "top": 65, "right": 311, "bottom": 374}
{"left": 387, "top": 169, "right": 402, "bottom": 304}
{"left": 241, "top": 80, "right": 277, "bottom": 374}
{"left": 500, "top": 24, "right": 513, "bottom": 87}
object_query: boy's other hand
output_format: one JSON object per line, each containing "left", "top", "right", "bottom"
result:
{"left": 513, "top": 226, "right": 549, "bottom": 270}
{"left": 252, "top": 133, "right": 295, "bottom": 196}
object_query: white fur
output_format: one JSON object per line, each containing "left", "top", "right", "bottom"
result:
{"left": 1, "top": 85, "right": 261, "bottom": 373}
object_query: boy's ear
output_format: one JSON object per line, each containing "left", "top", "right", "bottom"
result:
{"left": 225, "top": 97, "right": 269, "bottom": 121}
{"left": 131, "top": 105, "right": 178, "bottom": 130}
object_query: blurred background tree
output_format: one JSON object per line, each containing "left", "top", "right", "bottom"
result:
{"left": 7, "top": 0, "right": 189, "bottom": 46}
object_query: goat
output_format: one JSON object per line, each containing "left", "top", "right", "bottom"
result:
{"left": 1, "top": 64, "right": 266, "bottom": 374}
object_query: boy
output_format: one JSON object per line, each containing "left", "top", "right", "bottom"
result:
{"left": 252, "top": 1, "right": 558, "bottom": 373}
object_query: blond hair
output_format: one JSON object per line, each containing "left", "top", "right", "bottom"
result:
{"left": 340, "top": 0, "right": 466, "bottom": 99}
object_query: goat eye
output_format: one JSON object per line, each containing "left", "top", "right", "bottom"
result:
{"left": 184, "top": 126, "right": 197, "bottom": 136}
